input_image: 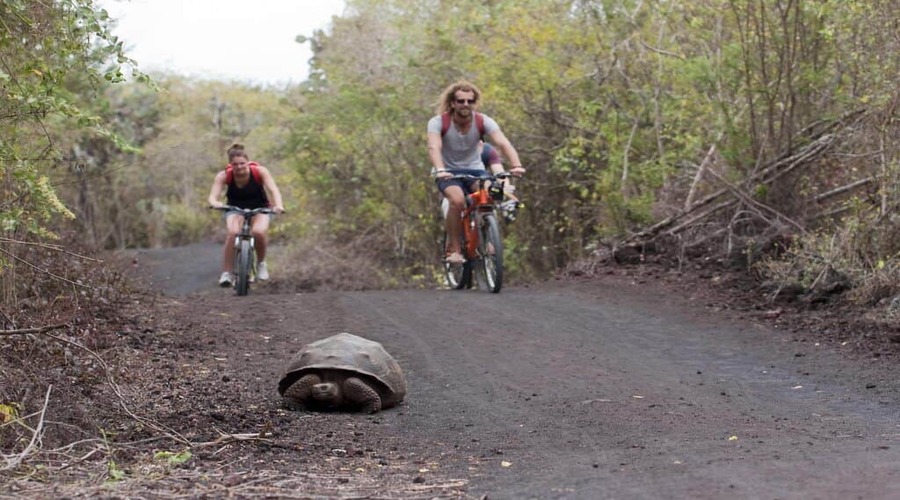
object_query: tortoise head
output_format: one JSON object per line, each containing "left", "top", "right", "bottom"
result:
{"left": 312, "top": 381, "right": 342, "bottom": 403}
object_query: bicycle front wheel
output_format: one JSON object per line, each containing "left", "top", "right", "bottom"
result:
{"left": 478, "top": 214, "right": 503, "bottom": 293}
{"left": 442, "top": 231, "right": 472, "bottom": 289}
{"left": 235, "top": 239, "right": 253, "bottom": 296}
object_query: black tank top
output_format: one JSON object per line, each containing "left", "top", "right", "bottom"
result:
{"left": 226, "top": 173, "right": 269, "bottom": 209}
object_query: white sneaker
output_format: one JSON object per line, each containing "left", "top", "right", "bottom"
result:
{"left": 218, "top": 272, "right": 234, "bottom": 287}
{"left": 256, "top": 261, "right": 270, "bottom": 281}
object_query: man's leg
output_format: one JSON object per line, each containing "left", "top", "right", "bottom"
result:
{"left": 443, "top": 185, "right": 466, "bottom": 258}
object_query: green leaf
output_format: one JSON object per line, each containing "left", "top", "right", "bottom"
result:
{"left": 154, "top": 450, "right": 193, "bottom": 466}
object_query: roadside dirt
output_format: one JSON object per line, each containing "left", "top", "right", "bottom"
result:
{"left": 3, "top": 242, "right": 900, "bottom": 499}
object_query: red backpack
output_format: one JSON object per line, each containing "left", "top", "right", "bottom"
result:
{"left": 441, "top": 112, "right": 485, "bottom": 139}
{"left": 224, "top": 162, "right": 262, "bottom": 185}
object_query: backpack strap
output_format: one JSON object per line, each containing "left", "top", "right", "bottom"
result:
{"left": 440, "top": 112, "right": 451, "bottom": 136}
{"left": 441, "top": 112, "right": 485, "bottom": 139}
{"left": 225, "top": 162, "right": 262, "bottom": 185}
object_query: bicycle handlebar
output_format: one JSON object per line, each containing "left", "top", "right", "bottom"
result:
{"left": 441, "top": 170, "right": 513, "bottom": 181}
{"left": 209, "top": 205, "right": 279, "bottom": 215}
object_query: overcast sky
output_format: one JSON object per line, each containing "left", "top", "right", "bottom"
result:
{"left": 97, "top": 0, "right": 346, "bottom": 85}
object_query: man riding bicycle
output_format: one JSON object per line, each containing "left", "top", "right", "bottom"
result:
{"left": 426, "top": 80, "right": 525, "bottom": 265}
{"left": 208, "top": 143, "right": 285, "bottom": 287}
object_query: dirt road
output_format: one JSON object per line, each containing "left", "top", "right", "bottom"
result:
{"left": 111, "top": 243, "right": 900, "bottom": 499}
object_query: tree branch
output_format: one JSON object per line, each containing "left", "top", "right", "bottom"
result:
{"left": 0, "top": 323, "right": 69, "bottom": 337}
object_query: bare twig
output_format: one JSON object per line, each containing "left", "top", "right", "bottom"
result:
{"left": 0, "top": 237, "right": 103, "bottom": 262}
{"left": 0, "top": 247, "right": 91, "bottom": 289}
{"left": 685, "top": 143, "right": 718, "bottom": 210}
{"left": 639, "top": 39, "right": 685, "bottom": 59}
{"left": 622, "top": 120, "right": 639, "bottom": 199}
{"left": 42, "top": 331, "right": 190, "bottom": 446}
{"left": 192, "top": 431, "right": 276, "bottom": 448}
{"left": 2, "top": 386, "right": 51, "bottom": 472}
{"left": 880, "top": 134, "right": 888, "bottom": 216}
{"left": 0, "top": 323, "right": 69, "bottom": 337}
{"left": 57, "top": 446, "right": 104, "bottom": 470}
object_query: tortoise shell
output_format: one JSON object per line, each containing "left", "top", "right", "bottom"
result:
{"left": 277, "top": 333, "right": 407, "bottom": 408}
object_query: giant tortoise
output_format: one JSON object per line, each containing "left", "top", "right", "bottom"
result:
{"left": 277, "top": 333, "right": 407, "bottom": 413}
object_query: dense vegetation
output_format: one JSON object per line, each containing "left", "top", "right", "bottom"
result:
{"left": 0, "top": 0, "right": 146, "bottom": 313}
{"left": 290, "top": 0, "right": 900, "bottom": 299}
{"left": 4, "top": 0, "right": 900, "bottom": 308}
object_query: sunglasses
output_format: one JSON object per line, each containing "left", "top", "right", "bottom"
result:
{"left": 455, "top": 98, "right": 476, "bottom": 105}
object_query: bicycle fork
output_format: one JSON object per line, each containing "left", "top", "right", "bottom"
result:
{"left": 462, "top": 189, "right": 494, "bottom": 259}
{"left": 233, "top": 235, "right": 256, "bottom": 249}
{"left": 233, "top": 234, "right": 256, "bottom": 278}
{"left": 462, "top": 214, "right": 478, "bottom": 259}
{"left": 235, "top": 217, "right": 256, "bottom": 265}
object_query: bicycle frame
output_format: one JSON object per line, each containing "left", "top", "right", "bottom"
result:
{"left": 441, "top": 171, "right": 510, "bottom": 293}
{"left": 461, "top": 179, "right": 500, "bottom": 260}
{"left": 235, "top": 213, "right": 255, "bottom": 253}
{"left": 212, "top": 205, "right": 273, "bottom": 296}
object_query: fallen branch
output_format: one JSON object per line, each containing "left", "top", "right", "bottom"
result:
{"left": 703, "top": 166, "right": 806, "bottom": 232}
{"left": 190, "top": 430, "right": 304, "bottom": 452}
{"left": 813, "top": 177, "right": 876, "bottom": 204}
{"left": 756, "top": 134, "right": 835, "bottom": 186}
{"left": 628, "top": 130, "right": 838, "bottom": 243}
{"left": 684, "top": 143, "right": 718, "bottom": 210}
{"left": 0, "top": 323, "right": 69, "bottom": 337}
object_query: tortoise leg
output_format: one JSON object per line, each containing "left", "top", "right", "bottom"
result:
{"left": 343, "top": 377, "right": 382, "bottom": 413}
{"left": 283, "top": 374, "right": 321, "bottom": 407}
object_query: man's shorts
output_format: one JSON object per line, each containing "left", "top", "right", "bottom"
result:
{"left": 435, "top": 168, "right": 487, "bottom": 194}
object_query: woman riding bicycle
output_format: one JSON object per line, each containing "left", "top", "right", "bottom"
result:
{"left": 426, "top": 80, "right": 525, "bottom": 264}
{"left": 207, "top": 143, "right": 285, "bottom": 287}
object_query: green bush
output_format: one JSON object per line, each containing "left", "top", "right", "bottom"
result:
{"left": 163, "top": 203, "right": 210, "bottom": 247}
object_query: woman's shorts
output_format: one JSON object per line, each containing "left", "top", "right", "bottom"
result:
{"left": 222, "top": 210, "right": 274, "bottom": 222}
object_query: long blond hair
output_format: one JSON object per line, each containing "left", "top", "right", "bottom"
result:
{"left": 435, "top": 80, "right": 482, "bottom": 115}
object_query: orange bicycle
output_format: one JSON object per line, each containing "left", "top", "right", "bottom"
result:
{"left": 441, "top": 170, "right": 515, "bottom": 293}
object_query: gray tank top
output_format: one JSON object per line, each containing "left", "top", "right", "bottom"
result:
{"left": 427, "top": 113, "right": 500, "bottom": 170}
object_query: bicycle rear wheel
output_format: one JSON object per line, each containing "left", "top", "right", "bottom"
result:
{"left": 442, "top": 231, "right": 472, "bottom": 289}
{"left": 235, "top": 239, "right": 253, "bottom": 296}
{"left": 478, "top": 214, "right": 503, "bottom": 293}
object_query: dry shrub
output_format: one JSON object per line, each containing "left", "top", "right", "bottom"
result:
{"left": 846, "top": 263, "right": 900, "bottom": 307}
{"left": 757, "top": 213, "right": 900, "bottom": 306}
{"left": 1, "top": 233, "right": 146, "bottom": 474}
{"left": 757, "top": 229, "right": 854, "bottom": 289}
{"left": 270, "top": 237, "right": 398, "bottom": 293}
{"left": 162, "top": 203, "right": 212, "bottom": 247}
